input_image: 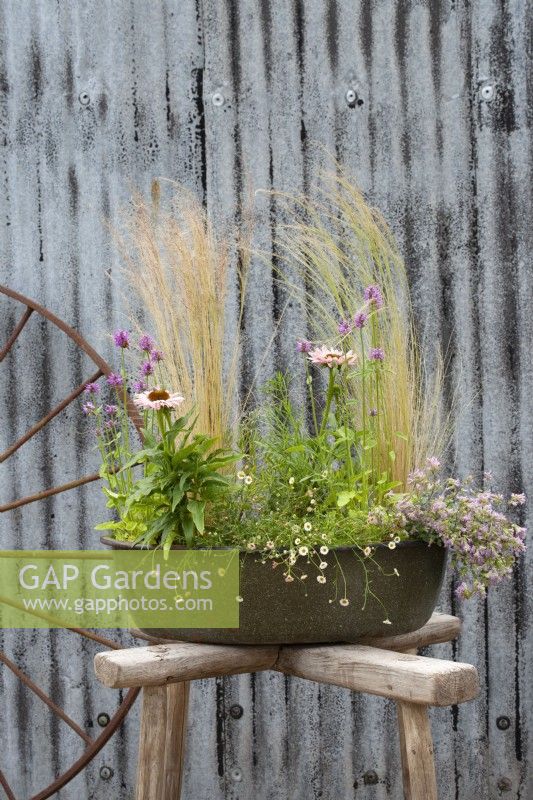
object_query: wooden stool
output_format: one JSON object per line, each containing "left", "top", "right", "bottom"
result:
{"left": 94, "top": 613, "right": 479, "bottom": 800}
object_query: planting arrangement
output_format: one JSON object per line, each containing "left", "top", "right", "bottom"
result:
{"left": 84, "top": 177, "right": 526, "bottom": 643}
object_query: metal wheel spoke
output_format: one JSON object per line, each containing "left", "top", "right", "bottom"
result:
{"left": 0, "top": 369, "right": 103, "bottom": 463}
{"left": 0, "top": 306, "right": 33, "bottom": 363}
{"left": 0, "top": 652, "right": 92, "bottom": 744}
{"left": 28, "top": 688, "right": 140, "bottom": 800}
{"left": 0, "top": 768, "right": 17, "bottom": 800}
{"left": 0, "top": 472, "right": 101, "bottom": 512}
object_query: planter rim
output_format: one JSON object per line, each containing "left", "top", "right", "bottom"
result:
{"left": 99, "top": 534, "right": 438, "bottom": 553}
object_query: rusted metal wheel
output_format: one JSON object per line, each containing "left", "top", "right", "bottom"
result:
{"left": 0, "top": 284, "right": 140, "bottom": 799}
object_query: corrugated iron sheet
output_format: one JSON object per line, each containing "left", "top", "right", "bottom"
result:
{"left": 0, "top": 1, "right": 530, "bottom": 797}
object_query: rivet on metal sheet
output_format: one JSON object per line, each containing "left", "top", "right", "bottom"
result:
{"left": 212, "top": 91, "right": 224, "bottom": 107}
{"left": 99, "top": 765, "right": 114, "bottom": 780}
{"left": 230, "top": 766, "right": 243, "bottom": 782}
{"left": 229, "top": 704, "right": 243, "bottom": 719}
{"left": 97, "top": 712, "right": 110, "bottom": 727}
{"left": 496, "top": 715, "right": 511, "bottom": 730}
{"left": 345, "top": 88, "right": 358, "bottom": 107}
{"left": 480, "top": 83, "right": 494, "bottom": 101}
{"left": 363, "top": 770, "right": 379, "bottom": 785}
{"left": 79, "top": 91, "right": 91, "bottom": 106}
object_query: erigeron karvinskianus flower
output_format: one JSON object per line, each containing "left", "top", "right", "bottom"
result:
{"left": 133, "top": 388, "right": 184, "bottom": 411}
{"left": 308, "top": 346, "right": 358, "bottom": 368}
{"left": 298, "top": 546, "right": 309, "bottom": 556}
{"left": 340, "top": 598, "right": 349, "bottom": 607}
{"left": 317, "top": 575, "right": 326, "bottom": 584}
{"left": 244, "top": 475, "right": 253, "bottom": 485}
{"left": 320, "top": 545, "right": 329, "bottom": 555}
{"left": 319, "top": 561, "right": 328, "bottom": 569}
{"left": 303, "top": 521, "right": 312, "bottom": 532}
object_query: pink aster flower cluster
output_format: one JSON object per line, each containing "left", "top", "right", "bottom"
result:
{"left": 382, "top": 458, "right": 527, "bottom": 599}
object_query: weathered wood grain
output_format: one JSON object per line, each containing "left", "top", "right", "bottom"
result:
{"left": 276, "top": 645, "right": 479, "bottom": 706}
{"left": 95, "top": 642, "right": 279, "bottom": 688}
{"left": 397, "top": 701, "right": 438, "bottom": 800}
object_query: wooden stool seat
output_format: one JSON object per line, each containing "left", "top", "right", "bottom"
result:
{"left": 94, "top": 613, "right": 479, "bottom": 800}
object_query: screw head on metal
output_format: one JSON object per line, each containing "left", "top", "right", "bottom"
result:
{"left": 79, "top": 91, "right": 90, "bottom": 106}
{"left": 497, "top": 777, "right": 512, "bottom": 792}
{"left": 99, "top": 765, "right": 114, "bottom": 781}
{"left": 496, "top": 716, "right": 511, "bottom": 730}
{"left": 212, "top": 91, "right": 224, "bottom": 107}
{"left": 229, "top": 704, "right": 243, "bottom": 719}
{"left": 480, "top": 83, "right": 494, "bottom": 101}
{"left": 230, "top": 766, "right": 242, "bottom": 782}
{"left": 345, "top": 88, "right": 357, "bottom": 106}
{"left": 97, "top": 712, "right": 110, "bottom": 727}
{"left": 363, "top": 770, "right": 379, "bottom": 785}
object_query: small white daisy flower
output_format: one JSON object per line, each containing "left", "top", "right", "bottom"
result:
{"left": 317, "top": 575, "right": 326, "bottom": 584}
{"left": 340, "top": 598, "right": 349, "bottom": 607}
{"left": 244, "top": 475, "right": 253, "bottom": 485}
{"left": 285, "top": 574, "right": 294, "bottom": 583}
{"left": 303, "top": 522, "right": 312, "bottom": 532}
{"left": 289, "top": 476, "right": 295, "bottom": 485}
{"left": 247, "top": 542, "right": 256, "bottom": 550}
{"left": 237, "top": 470, "right": 246, "bottom": 480}
{"left": 295, "top": 537, "right": 301, "bottom": 545}
{"left": 266, "top": 541, "right": 275, "bottom": 549}
{"left": 383, "top": 618, "right": 392, "bottom": 625}
{"left": 319, "top": 561, "right": 328, "bottom": 570}
{"left": 321, "top": 533, "right": 327, "bottom": 540}
{"left": 320, "top": 545, "right": 329, "bottom": 555}
{"left": 388, "top": 541, "right": 396, "bottom": 550}
{"left": 363, "top": 546, "right": 372, "bottom": 556}
{"left": 236, "top": 595, "right": 244, "bottom": 603}
{"left": 298, "top": 546, "right": 309, "bottom": 556}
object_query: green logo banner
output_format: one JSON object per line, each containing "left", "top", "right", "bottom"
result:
{"left": 0, "top": 550, "right": 240, "bottom": 629}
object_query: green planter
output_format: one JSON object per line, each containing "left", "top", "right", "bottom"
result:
{"left": 101, "top": 536, "right": 446, "bottom": 645}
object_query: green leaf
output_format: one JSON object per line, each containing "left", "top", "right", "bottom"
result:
{"left": 187, "top": 499, "right": 205, "bottom": 533}
{"left": 337, "top": 490, "right": 356, "bottom": 508}
{"left": 181, "top": 513, "right": 195, "bottom": 546}
{"left": 171, "top": 486, "right": 185, "bottom": 511}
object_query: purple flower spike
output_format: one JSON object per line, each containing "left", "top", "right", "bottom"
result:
{"left": 364, "top": 285, "right": 384, "bottom": 309}
{"left": 369, "top": 347, "right": 385, "bottom": 361}
{"left": 141, "top": 361, "right": 154, "bottom": 376}
{"left": 113, "top": 329, "right": 130, "bottom": 349}
{"left": 84, "top": 382, "right": 100, "bottom": 395}
{"left": 353, "top": 311, "right": 368, "bottom": 329}
{"left": 106, "top": 372, "right": 124, "bottom": 387}
{"left": 296, "top": 339, "right": 312, "bottom": 353}
{"left": 138, "top": 333, "right": 155, "bottom": 353}
{"left": 133, "top": 379, "right": 147, "bottom": 392}
{"left": 82, "top": 401, "right": 95, "bottom": 416}
{"left": 338, "top": 319, "right": 352, "bottom": 335}
{"left": 150, "top": 349, "right": 164, "bottom": 363}
{"left": 104, "top": 404, "right": 118, "bottom": 416}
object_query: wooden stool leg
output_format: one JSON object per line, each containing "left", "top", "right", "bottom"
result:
{"left": 136, "top": 682, "right": 189, "bottom": 800}
{"left": 164, "top": 682, "right": 190, "bottom": 799}
{"left": 136, "top": 685, "right": 168, "bottom": 799}
{"left": 396, "top": 702, "right": 438, "bottom": 800}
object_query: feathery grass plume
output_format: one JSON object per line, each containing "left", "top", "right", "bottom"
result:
{"left": 119, "top": 183, "right": 249, "bottom": 445}
{"left": 271, "top": 170, "right": 449, "bottom": 488}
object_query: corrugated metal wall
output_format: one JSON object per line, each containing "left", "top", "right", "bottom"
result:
{"left": 0, "top": 1, "right": 531, "bottom": 798}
